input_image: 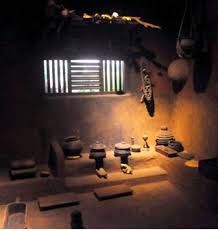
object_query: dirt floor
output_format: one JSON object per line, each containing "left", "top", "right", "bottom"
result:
{"left": 0, "top": 149, "right": 217, "bottom": 228}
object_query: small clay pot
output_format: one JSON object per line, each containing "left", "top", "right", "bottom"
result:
{"left": 62, "top": 136, "right": 83, "bottom": 157}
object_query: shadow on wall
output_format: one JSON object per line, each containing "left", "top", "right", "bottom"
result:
{"left": 144, "top": 95, "right": 155, "bottom": 117}
{"left": 193, "top": 51, "right": 212, "bottom": 93}
{"left": 172, "top": 79, "right": 187, "bottom": 94}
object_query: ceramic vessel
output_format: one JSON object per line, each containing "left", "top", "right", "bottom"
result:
{"left": 62, "top": 136, "right": 83, "bottom": 157}
{"left": 168, "top": 58, "right": 189, "bottom": 81}
{"left": 3, "top": 199, "right": 27, "bottom": 229}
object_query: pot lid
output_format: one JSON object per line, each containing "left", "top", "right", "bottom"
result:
{"left": 90, "top": 141, "right": 106, "bottom": 151}
{"left": 115, "top": 141, "right": 131, "bottom": 150}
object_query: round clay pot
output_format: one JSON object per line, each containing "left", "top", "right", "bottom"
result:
{"left": 62, "top": 136, "right": 83, "bottom": 157}
{"left": 168, "top": 58, "right": 190, "bottom": 81}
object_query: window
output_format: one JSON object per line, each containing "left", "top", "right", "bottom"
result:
{"left": 43, "top": 59, "right": 125, "bottom": 94}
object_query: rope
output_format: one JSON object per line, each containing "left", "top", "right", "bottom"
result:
{"left": 177, "top": 0, "right": 188, "bottom": 40}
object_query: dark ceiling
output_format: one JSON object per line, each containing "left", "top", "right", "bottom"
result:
{"left": 3, "top": 0, "right": 185, "bottom": 39}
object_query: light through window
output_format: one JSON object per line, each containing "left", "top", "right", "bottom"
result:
{"left": 43, "top": 59, "right": 125, "bottom": 94}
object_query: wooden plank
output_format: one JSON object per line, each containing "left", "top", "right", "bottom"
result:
{"left": 94, "top": 184, "right": 133, "bottom": 200}
{"left": 38, "top": 192, "right": 79, "bottom": 210}
{"left": 155, "top": 145, "right": 178, "bottom": 157}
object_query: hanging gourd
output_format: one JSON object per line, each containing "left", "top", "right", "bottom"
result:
{"left": 167, "top": 58, "right": 190, "bottom": 81}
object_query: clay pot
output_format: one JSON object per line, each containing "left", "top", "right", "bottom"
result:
{"left": 62, "top": 136, "right": 83, "bottom": 157}
{"left": 156, "top": 126, "right": 175, "bottom": 146}
{"left": 167, "top": 58, "right": 190, "bottom": 81}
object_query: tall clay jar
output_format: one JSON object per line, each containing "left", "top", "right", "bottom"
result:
{"left": 62, "top": 136, "right": 83, "bottom": 158}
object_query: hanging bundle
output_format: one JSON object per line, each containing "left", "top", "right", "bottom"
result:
{"left": 176, "top": 0, "right": 196, "bottom": 59}
{"left": 140, "top": 67, "right": 155, "bottom": 117}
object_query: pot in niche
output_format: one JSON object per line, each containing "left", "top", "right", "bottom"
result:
{"left": 62, "top": 136, "right": 83, "bottom": 158}
{"left": 156, "top": 126, "right": 175, "bottom": 146}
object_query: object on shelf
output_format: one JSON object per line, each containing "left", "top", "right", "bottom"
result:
{"left": 131, "top": 144, "right": 141, "bottom": 152}
{"left": 3, "top": 198, "right": 27, "bottom": 229}
{"left": 155, "top": 145, "right": 178, "bottom": 157}
{"left": 40, "top": 170, "right": 50, "bottom": 177}
{"left": 10, "top": 159, "right": 37, "bottom": 180}
{"left": 177, "top": 150, "right": 194, "bottom": 160}
{"left": 185, "top": 159, "right": 199, "bottom": 168}
{"left": 121, "top": 164, "right": 133, "bottom": 174}
{"left": 142, "top": 134, "right": 150, "bottom": 149}
{"left": 62, "top": 136, "right": 83, "bottom": 159}
{"left": 130, "top": 137, "right": 141, "bottom": 152}
{"left": 94, "top": 184, "right": 133, "bottom": 200}
{"left": 155, "top": 126, "right": 175, "bottom": 146}
{"left": 168, "top": 140, "right": 184, "bottom": 152}
{"left": 71, "top": 210, "right": 84, "bottom": 229}
{"left": 114, "top": 142, "right": 132, "bottom": 174}
{"left": 89, "top": 141, "right": 107, "bottom": 178}
{"left": 96, "top": 168, "right": 107, "bottom": 178}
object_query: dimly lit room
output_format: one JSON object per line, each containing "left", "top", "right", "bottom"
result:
{"left": 0, "top": 0, "right": 218, "bottom": 229}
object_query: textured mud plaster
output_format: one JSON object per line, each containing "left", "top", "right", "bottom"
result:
{"left": 0, "top": 30, "right": 174, "bottom": 165}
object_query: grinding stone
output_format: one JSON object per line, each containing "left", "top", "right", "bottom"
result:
{"left": 94, "top": 184, "right": 133, "bottom": 200}
{"left": 155, "top": 145, "right": 178, "bottom": 157}
{"left": 38, "top": 192, "right": 79, "bottom": 210}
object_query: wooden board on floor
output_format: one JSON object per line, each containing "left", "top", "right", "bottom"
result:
{"left": 94, "top": 184, "right": 133, "bottom": 200}
{"left": 38, "top": 192, "right": 79, "bottom": 210}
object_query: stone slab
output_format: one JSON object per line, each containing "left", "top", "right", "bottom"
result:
{"left": 94, "top": 184, "right": 133, "bottom": 200}
{"left": 38, "top": 192, "right": 79, "bottom": 210}
{"left": 65, "top": 166, "right": 168, "bottom": 191}
{"left": 155, "top": 145, "right": 178, "bottom": 157}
